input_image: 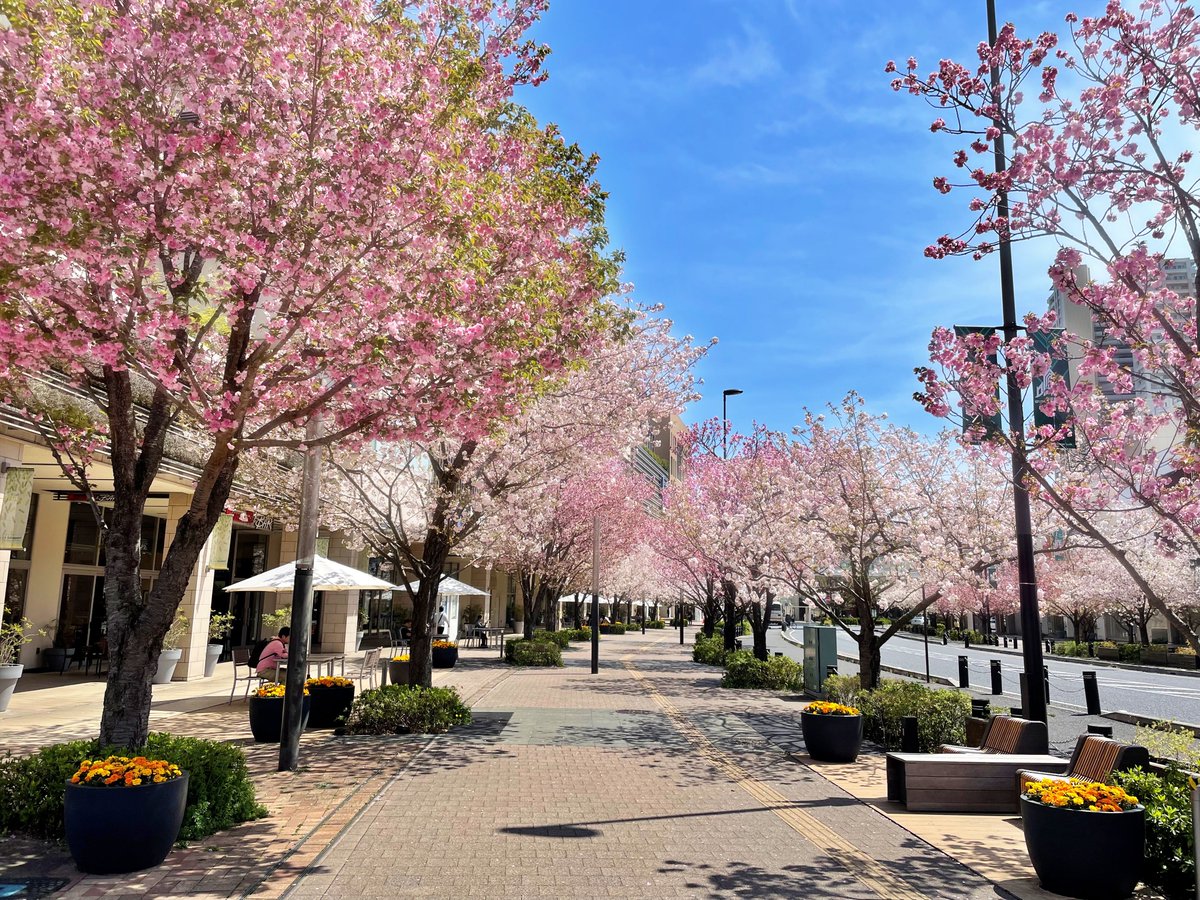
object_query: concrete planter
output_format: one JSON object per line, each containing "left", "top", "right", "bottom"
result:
{"left": 65, "top": 773, "right": 189, "bottom": 874}
{"left": 152, "top": 649, "right": 183, "bottom": 684}
{"left": 203, "top": 644, "right": 223, "bottom": 678}
{"left": 1142, "top": 649, "right": 1169, "bottom": 667}
{"left": 1021, "top": 796, "right": 1143, "bottom": 899}
{"left": 1166, "top": 652, "right": 1198, "bottom": 669}
{"left": 0, "top": 664, "right": 24, "bottom": 712}
{"left": 1096, "top": 647, "right": 1121, "bottom": 661}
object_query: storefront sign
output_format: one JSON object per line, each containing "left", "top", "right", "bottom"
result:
{"left": 0, "top": 467, "right": 34, "bottom": 551}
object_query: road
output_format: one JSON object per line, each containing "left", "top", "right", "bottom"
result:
{"left": 764, "top": 626, "right": 1200, "bottom": 725}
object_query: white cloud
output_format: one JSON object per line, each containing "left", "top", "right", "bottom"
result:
{"left": 689, "top": 23, "right": 781, "bottom": 88}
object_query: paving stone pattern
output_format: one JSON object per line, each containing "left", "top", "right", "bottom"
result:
{"left": 286, "top": 636, "right": 1004, "bottom": 900}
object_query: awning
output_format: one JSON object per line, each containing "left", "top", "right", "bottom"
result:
{"left": 225, "top": 555, "right": 401, "bottom": 593}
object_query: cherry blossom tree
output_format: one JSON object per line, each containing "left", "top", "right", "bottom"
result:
{"left": 323, "top": 311, "right": 704, "bottom": 684}
{"left": 895, "top": 1, "right": 1200, "bottom": 653}
{"left": 0, "top": 0, "right": 621, "bottom": 746}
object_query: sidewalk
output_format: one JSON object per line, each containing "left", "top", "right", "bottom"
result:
{"left": 2, "top": 632, "right": 1088, "bottom": 899}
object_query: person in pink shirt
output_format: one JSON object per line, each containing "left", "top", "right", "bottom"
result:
{"left": 256, "top": 627, "right": 290, "bottom": 679}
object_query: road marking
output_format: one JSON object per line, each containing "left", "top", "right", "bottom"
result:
{"left": 623, "top": 653, "right": 926, "bottom": 900}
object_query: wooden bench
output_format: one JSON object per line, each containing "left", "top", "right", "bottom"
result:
{"left": 940, "top": 715, "right": 1049, "bottom": 755}
{"left": 1017, "top": 735, "right": 1149, "bottom": 791}
{"left": 886, "top": 752, "right": 1071, "bottom": 812}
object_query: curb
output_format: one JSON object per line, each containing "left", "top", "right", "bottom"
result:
{"left": 891, "top": 630, "right": 1200, "bottom": 679}
{"left": 1103, "top": 709, "right": 1200, "bottom": 738}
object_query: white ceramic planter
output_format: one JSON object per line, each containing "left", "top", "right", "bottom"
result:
{"left": 153, "top": 649, "right": 183, "bottom": 684}
{"left": 0, "top": 664, "right": 24, "bottom": 712}
{"left": 203, "top": 643, "right": 223, "bottom": 678}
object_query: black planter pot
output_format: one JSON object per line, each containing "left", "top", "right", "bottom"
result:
{"left": 801, "top": 712, "right": 863, "bottom": 763}
{"left": 308, "top": 686, "right": 355, "bottom": 729}
{"left": 431, "top": 646, "right": 458, "bottom": 669}
{"left": 388, "top": 659, "right": 410, "bottom": 686}
{"left": 1021, "top": 796, "right": 1144, "bottom": 899}
{"left": 248, "top": 694, "right": 311, "bottom": 743}
{"left": 65, "top": 773, "right": 189, "bottom": 874}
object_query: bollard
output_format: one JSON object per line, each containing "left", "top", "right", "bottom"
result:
{"left": 1083, "top": 671, "right": 1102, "bottom": 715}
{"left": 1010, "top": 706, "right": 1023, "bottom": 717}
{"left": 901, "top": 715, "right": 919, "bottom": 752}
{"left": 942, "top": 633, "right": 948, "bottom": 646}
{"left": 1012, "top": 635, "right": 1018, "bottom": 650}
{"left": 1087, "top": 724, "right": 1113, "bottom": 738}
{"left": 1044, "top": 665, "right": 1051, "bottom": 703}
{"left": 774, "top": 651, "right": 783, "bottom": 657}
{"left": 1045, "top": 638, "right": 1052, "bottom": 654}
{"left": 958, "top": 655, "right": 969, "bottom": 688}
{"left": 965, "top": 635, "right": 971, "bottom": 649}
{"left": 1087, "top": 641, "right": 1095, "bottom": 658}
{"left": 990, "top": 659, "right": 1002, "bottom": 695}
{"left": 1002, "top": 636, "right": 1008, "bottom": 649}
{"left": 970, "top": 698, "right": 989, "bottom": 718}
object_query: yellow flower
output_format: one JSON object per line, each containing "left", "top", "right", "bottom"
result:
{"left": 805, "top": 701, "right": 860, "bottom": 716}
{"left": 1022, "top": 778, "right": 1138, "bottom": 812}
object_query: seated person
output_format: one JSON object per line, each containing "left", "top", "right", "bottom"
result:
{"left": 400, "top": 620, "right": 413, "bottom": 643}
{"left": 256, "top": 627, "right": 290, "bottom": 678}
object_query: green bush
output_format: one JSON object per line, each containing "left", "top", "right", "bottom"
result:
{"left": 1119, "top": 643, "right": 1143, "bottom": 662}
{"left": 823, "top": 674, "right": 862, "bottom": 707}
{"left": 1054, "top": 640, "right": 1092, "bottom": 658}
{"left": 565, "top": 627, "right": 592, "bottom": 642}
{"left": 532, "top": 629, "right": 571, "bottom": 649}
{"left": 344, "top": 685, "right": 471, "bottom": 734}
{"left": 505, "top": 638, "right": 563, "bottom": 667}
{"left": 0, "top": 734, "right": 265, "bottom": 842}
{"left": 692, "top": 634, "right": 727, "bottom": 666}
{"left": 721, "top": 651, "right": 802, "bottom": 690}
{"left": 646, "top": 619, "right": 666, "bottom": 629}
{"left": 853, "top": 680, "right": 971, "bottom": 752}
{"left": 1111, "top": 766, "right": 1194, "bottom": 899}
{"left": 598, "top": 622, "right": 627, "bottom": 635}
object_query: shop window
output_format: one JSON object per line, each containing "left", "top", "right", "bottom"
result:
{"left": 64, "top": 502, "right": 105, "bottom": 566}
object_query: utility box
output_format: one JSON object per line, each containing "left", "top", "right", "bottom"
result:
{"left": 802, "top": 625, "right": 838, "bottom": 696}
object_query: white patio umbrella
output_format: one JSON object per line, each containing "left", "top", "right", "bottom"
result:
{"left": 224, "top": 554, "right": 401, "bottom": 593}
{"left": 404, "top": 576, "right": 490, "bottom": 642}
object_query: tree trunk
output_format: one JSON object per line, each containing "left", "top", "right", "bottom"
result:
{"left": 97, "top": 367, "right": 238, "bottom": 748}
{"left": 521, "top": 572, "right": 537, "bottom": 640}
{"left": 857, "top": 629, "right": 882, "bottom": 690}
{"left": 721, "top": 580, "right": 737, "bottom": 651}
{"left": 1139, "top": 618, "right": 1150, "bottom": 647}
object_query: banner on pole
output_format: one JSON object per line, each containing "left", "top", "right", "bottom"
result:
{"left": 207, "top": 513, "right": 234, "bottom": 570}
{"left": 954, "top": 326, "right": 1002, "bottom": 441}
{"left": 0, "top": 468, "right": 35, "bottom": 551}
{"left": 1031, "top": 330, "right": 1076, "bottom": 448}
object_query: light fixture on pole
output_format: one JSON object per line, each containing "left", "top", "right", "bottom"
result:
{"left": 722, "top": 389, "right": 743, "bottom": 459}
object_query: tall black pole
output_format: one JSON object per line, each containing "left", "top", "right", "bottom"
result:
{"left": 723, "top": 393, "right": 729, "bottom": 459}
{"left": 279, "top": 412, "right": 322, "bottom": 770}
{"left": 987, "top": 0, "right": 1047, "bottom": 723}
{"left": 922, "top": 586, "right": 931, "bottom": 684}
{"left": 590, "top": 516, "right": 599, "bottom": 675}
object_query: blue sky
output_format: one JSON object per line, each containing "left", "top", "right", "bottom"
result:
{"left": 517, "top": 0, "right": 1074, "bottom": 434}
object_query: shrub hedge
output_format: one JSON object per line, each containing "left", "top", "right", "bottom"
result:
{"left": 565, "top": 627, "right": 592, "bottom": 642}
{"left": 720, "top": 651, "right": 801, "bottom": 690}
{"left": 598, "top": 622, "right": 627, "bottom": 635}
{"left": 0, "top": 733, "right": 265, "bottom": 842}
{"left": 344, "top": 685, "right": 471, "bottom": 735}
{"left": 1111, "top": 766, "right": 1194, "bottom": 899}
{"left": 692, "top": 634, "right": 726, "bottom": 667}
{"left": 825, "top": 676, "right": 970, "bottom": 752}
{"left": 532, "top": 629, "right": 571, "bottom": 649}
{"left": 646, "top": 619, "right": 666, "bottom": 629}
{"left": 504, "top": 638, "right": 564, "bottom": 667}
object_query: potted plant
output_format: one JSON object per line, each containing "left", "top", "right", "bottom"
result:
{"left": 801, "top": 701, "right": 864, "bottom": 763}
{"left": 152, "top": 611, "right": 189, "bottom": 684}
{"left": 247, "top": 683, "right": 310, "bottom": 742}
{"left": 431, "top": 640, "right": 458, "bottom": 669}
{"left": 205, "top": 612, "right": 236, "bottom": 678}
{"left": 1021, "top": 778, "right": 1144, "bottom": 899}
{"left": 388, "top": 654, "right": 410, "bottom": 686}
{"left": 306, "top": 676, "right": 356, "bottom": 728}
{"left": 64, "top": 754, "right": 188, "bottom": 874}
{"left": 1095, "top": 641, "right": 1121, "bottom": 662}
{"left": 41, "top": 619, "right": 67, "bottom": 673}
{"left": 0, "top": 617, "right": 44, "bottom": 712}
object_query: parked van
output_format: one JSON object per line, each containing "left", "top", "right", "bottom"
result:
{"left": 768, "top": 602, "right": 785, "bottom": 626}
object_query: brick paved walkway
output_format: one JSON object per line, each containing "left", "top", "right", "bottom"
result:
{"left": 285, "top": 634, "right": 1004, "bottom": 900}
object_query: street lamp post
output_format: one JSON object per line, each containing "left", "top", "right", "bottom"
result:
{"left": 986, "top": 0, "right": 1048, "bottom": 723}
{"left": 722, "top": 389, "right": 743, "bottom": 459}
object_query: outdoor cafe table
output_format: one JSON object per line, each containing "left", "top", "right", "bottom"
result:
{"left": 480, "top": 627, "right": 506, "bottom": 657}
{"left": 273, "top": 652, "right": 346, "bottom": 681}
